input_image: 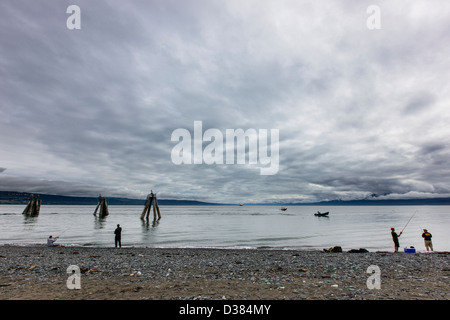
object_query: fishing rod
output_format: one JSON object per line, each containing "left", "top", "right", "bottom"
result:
{"left": 400, "top": 210, "right": 417, "bottom": 234}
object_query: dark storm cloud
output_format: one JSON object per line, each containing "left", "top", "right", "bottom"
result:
{"left": 404, "top": 92, "right": 436, "bottom": 114}
{"left": 1, "top": 0, "right": 450, "bottom": 203}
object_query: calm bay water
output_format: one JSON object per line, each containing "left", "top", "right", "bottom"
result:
{"left": 0, "top": 205, "right": 448, "bottom": 252}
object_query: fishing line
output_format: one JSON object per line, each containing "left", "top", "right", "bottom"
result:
{"left": 401, "top": 210, "right": 417, "bottom": 234}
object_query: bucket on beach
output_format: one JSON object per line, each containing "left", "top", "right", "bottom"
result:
{"left": 404, "top": 247, "right": 416, "bottom": 253}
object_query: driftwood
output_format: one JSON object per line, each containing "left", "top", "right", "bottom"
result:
{"left": 93, "top": 195, "right": 109, "bottom": 218}
{"left": 22, "top": 195, "right": 41, "bottom": 216}
{"left": 140, "top": 190, "right": 161, "bottom": 221}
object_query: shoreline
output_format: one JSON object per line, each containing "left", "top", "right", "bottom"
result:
{"left": 1, "top": 242, "right": 443, "bottom": 253}
{"left": 0, "top": 245, "right": 448, "bottom": 300}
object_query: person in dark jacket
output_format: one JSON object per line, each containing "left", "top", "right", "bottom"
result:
{"left": 391, "top": 228, "right": 402, "bottom": 252}
{"left": 114, "top": 224, "right": 122, "bottom": 248}
{"left": 422, "top": 229, "right": 433, "bottom": 251}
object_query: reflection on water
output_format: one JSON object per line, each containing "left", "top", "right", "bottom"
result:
{"left": 22, "top": 215, "right": 38, "bottom": 236}
{"left": 94, "top": 215, "right": 107, "bottom": 229}
{"left": 141, "top": 217, "right": 160, "bottom": 232}
{"left": 23, "top": 214, "right": 38, "bottom": 225}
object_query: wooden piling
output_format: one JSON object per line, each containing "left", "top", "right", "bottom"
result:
{"left": 22, "top": 195, "right": 41, "bottom": 216}
{"left": 154, "top": 196, "right": 161, "bottom": 220}
{"left": 152, "top": 197, "right": 157, "bottom": 220}
{"left": 22, "top": 198, "right": 32, "bottom": 215}
{"left": 140, "top": 193, "right": 153, "bottom": 220}
{"left": 140, "top": 199, "right": 147, "bottom": 220}
{"left": 93, "top": 201, "right": 101, "bottom": 216}
{"left": 140, "top": 190, "right": 161, "bottom": 221}
{"left": 93, "top": 195, "right": 109, "bottom": 218}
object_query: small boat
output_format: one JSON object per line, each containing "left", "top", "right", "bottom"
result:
{"left": 314, "top": 211, "right": 329, "bottom": 217}
{"left": 280, "top": 207, "right": 287, "bottom": 211}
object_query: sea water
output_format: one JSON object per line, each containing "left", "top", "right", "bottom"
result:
{"left": 0, "top": 205, "right": 448, "bottom": 252}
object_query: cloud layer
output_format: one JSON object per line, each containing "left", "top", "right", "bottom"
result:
{"left": 1, "top": 0, "right": 450, "bottom": 203}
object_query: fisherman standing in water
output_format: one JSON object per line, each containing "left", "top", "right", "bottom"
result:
{"left": 391, "top": 228, "right": 402, "bottom": 252}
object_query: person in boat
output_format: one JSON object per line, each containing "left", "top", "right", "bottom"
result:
{"left": 391, "top": 228, "right": 402, "bottom": 252}
{"left": 422, "top": 229, "right": 433, "bottom": 252}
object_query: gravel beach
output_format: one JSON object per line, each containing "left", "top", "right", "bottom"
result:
{"left": 0, "top": 245, "right": 448, "bottom": 300}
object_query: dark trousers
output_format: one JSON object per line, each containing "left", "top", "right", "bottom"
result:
{"left": 115, "top": 236, "right": 121, "bottom": 248}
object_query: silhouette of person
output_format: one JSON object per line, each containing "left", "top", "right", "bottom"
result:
{"left": 114, "top": 224, "right": 122, "bottom": 248}
{"left": 391, "top": 228, "right": 402, "bottom": 252}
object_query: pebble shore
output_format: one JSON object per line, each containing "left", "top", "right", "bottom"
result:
{"left": 0, "top": 245, "right": 448, "bottom": 300}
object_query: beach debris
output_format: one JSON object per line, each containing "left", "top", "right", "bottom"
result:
{"left": 323, "top": 246, "right": 343, "bottom": 253}
{"left": 22, "top": 194, "right": 41, "bottom": 216}
{"left": 80, "top": 267, "right": 89, "bottom": 274}
{"left": 140, "top": 190, "right": 161, "bottom": 221}
{"left": 93, "top": 194, "right": 109, "bottom": 218}
{"left": 348, "top": 248, "right": 369, "bottom": 253}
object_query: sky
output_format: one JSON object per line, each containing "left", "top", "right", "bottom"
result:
{"left": 1, "top": 0, "right": 450, "bottom": 204}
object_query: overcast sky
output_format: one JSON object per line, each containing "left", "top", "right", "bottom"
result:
{"left": 1, "top": 0, "right": 450, "bottom": 204}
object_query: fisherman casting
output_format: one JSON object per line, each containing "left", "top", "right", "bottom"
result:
{"left": 391, "top": 228, "right": 402, "bottom": 252}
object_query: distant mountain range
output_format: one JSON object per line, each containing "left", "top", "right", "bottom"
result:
{"left": 1, "top": 191, "right": 450, "bottom": 206}
{"left": 0, "top": 191, "right": 220, "bottom": 206}
{"left": 271, "top": 197, "right": 450, "bottom": 206}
